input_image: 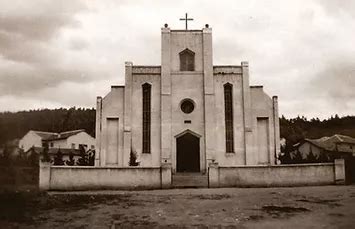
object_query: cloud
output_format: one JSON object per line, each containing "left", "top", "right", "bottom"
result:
{"left": 0, "top": 0, "right": 354, "bottom": 119}
{"left": 316, "top": 0, "right": 355, "bottom": 17}
{"left": 0, "top": 0, "right": 109, "bottom": 96}
{"left": 310, "top": 60, "right": 355, "bottom": 102}
{"left": 0, "top": 0, "right": 85, "bottom": 41}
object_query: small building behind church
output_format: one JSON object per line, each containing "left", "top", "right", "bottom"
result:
{"left": 95, "top": 24, "right": 280, "bottom": 174}
{"left": 293, "top": 134, "right": 355, "bottom": 160}
{"left": 19, "top": 129, "right": 95, "bottom": 152}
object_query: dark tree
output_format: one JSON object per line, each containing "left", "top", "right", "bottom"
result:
{"left": 41, "top": 143, "right": 51, "bottom": 162}
{"left": 293, "top": 150, "right": 304, "bottom": 164}
{"left": 88, "top": 150, "right": 95, "bottom": 166}
{"left": 15, "top": 148, "right": 27, "bottom": 166}
{"left": 319, "top": 151, "right": 330, "bottom": 163}
{"left": 53, "top": 149, "right": 64, "bottom": 165}
{"left": 28, "top": 148, "right": 39, "bottom": 166}
{"left": 279, "top": 151, "right": 292, "bottom": 164}
{"left": 0, "top": 144, "right": 11, "bottom": 166}
{"left": 77, "top": 145, "right": 89, "bottom": 166}
{"left": 65, "top": 151, "right": 75, "bottom": 166}
{"left": 129, "top": 149, "right": 139, "bottom": 166}
{"left": 306, "top": 151, "right": 318, "bottom": 163}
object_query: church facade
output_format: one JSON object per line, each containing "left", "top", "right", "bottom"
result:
{"left": 95, "top": 25, "right": 280, "bottom": 173}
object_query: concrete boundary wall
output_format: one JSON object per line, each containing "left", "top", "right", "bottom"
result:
{"left": 40, "top": 160, "right": 345, "bottom": 190}
{"left": 208, "top": 159, "right": 346, "bottom": 187}
{"left": 40, "top": 162, "right": 172, "bottom": 191}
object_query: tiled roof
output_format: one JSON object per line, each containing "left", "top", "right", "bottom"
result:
{"left": 305, "top": 134, "right": 355, "bottom": 153}
{"left": 46, "top": 129, "right": 85, "bottom": 141}
{"left": 34, "top": 129, "right": 86, "bottom": 141}
{"left": 33, "top": 131, "right": 58, "bottom": 140}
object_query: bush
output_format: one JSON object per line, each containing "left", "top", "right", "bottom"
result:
{"left": 129, "top": 149, "right": 139, "bottom": 166}
{"left": 41, "top": 144, "right": 51, "bottom": 163}
{"left": 65, "top": 151, "right": 75, "bottom": 166}
{"left": 77, "top": 145, "right": 89, "bottom": 166}
{"left": 53, "top": 149, "right": 64, "bottom": 166}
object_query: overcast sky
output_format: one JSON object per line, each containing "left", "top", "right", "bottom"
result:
{"left": 0, "top": 0, "right": 354, "bottom": 119}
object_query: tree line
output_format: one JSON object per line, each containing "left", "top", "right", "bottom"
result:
{"left": 0, "top": 107, "right": 95, "bottom": 146}
{"left": 1, "top": 108, "right": 355, "bottom": 156}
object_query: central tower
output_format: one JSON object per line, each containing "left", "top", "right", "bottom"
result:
{"left": 160, "top": 25, "right": 215, "bottom": 173}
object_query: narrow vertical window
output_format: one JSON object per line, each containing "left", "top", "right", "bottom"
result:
{"left": 142, "top": 83, "right": 151, "bottom": 153}
{"left": 179, "top": 49, "right": 195, "bottom": 71}
{"left": 224, "top": 83, "right": 234, "bottom": 153}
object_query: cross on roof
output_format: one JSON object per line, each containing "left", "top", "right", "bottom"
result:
{"left": 180, "top": 13, "right": 193, "bottom": 30}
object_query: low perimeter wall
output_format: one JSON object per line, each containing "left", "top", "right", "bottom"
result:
{"left": 40, "top": 159, "right": 346, "bottom": 190}
{"left": 209, "top": 159, "right": 346, "bottom": 188}
{"left": 39, "top": 163, "right": 172, "bottom": 191}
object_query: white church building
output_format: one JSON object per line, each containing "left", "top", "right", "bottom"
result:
{"left": 39, "top": 23, "right": 346, "bottom": 190}
{"left": 95, "top": 24, "right": 280, "bottom": 173}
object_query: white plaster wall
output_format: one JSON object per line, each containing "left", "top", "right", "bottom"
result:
{"left": 298, "top": 142, "right": 322, "bottom": 158}
{"left": 217, "top": 163, "right": 335, "bottom": 187}
{"left": 170, "top": 31, "right": 203, "bottom": 72}
{"left": 250, "top": 87, "right": 276, "bottom": 165}
{"left": 337, "top": 143, "right": 355, "bottom": 154}
{"left": 49, "top": 167, "right": 161, "bottom": 190}
{"left": 50, "top": 139, "right": 67, "bottom": 149}
{"left": 130, "top": 73, "right": 161, "bottom": 167}
{"left": 171, "top": 72, "right": 205, "bottom": 172}
{"left": 67, "top": 132, "right": 95, "bottom": 149}
{"left": 99, "top": 87, "right": 125, "bottom": 166}
{"left": 213, "top": 72, "right": 245, "bottom": 166}
{"left": 19, "top": 131, "right": 42, "bottom": 152}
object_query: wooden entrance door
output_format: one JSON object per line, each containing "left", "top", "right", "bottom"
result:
{"left": 176, "top": 133, "right": 200, "bottom": 172}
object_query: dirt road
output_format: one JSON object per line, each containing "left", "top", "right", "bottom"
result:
{"left": 1, "top": 185, "right": 354, "bottom": 228}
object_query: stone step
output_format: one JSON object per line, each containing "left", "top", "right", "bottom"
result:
{"left": 172, "top": 173, "right": 208, "bottom": 188}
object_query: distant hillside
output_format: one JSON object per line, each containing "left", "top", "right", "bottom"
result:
{"left": 1, "top": 108, "right": 355, "bottom": 150}
{"left": 0, "top": 108, "right": 95, "bottom": 146}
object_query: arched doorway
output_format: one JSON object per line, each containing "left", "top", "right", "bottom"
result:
{"left": 176, "top": 132, "right": 200, "bottom": 172}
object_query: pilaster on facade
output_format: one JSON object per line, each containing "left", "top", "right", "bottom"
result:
{"left": 273, "top": 96, "right": 281, "bottom": 165}
{"left": 123, "top": 61, "right": 133, "bottom": 166}
{"left": 202, "top": 27, "right": 216, "bottom": 164}
{"left": 161, "top": 27, "right": 172, "bottom": 161}
{"left": 241, "top": 61, "right": 253, "bottom": 165}
{"left": 95, "top": 96, "right": 102, "bottom": 166}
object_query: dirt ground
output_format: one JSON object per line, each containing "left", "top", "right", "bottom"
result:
{"left": 0, "top": 185, "right": 354, "bottom": 228}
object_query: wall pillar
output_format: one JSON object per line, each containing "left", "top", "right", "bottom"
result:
{"left": 203, "top": 27, "right": 216, "bottom": 171}
{"left": 242, "top": 62, "right": 253, "bottom": 165}
{"left": 161, "top": 162, "right": 172, "bottom": 189}
{"left": 39, "top": 161, "right": 51, "bottom": 191}
{"left": 272, "top": 96, "right": 280, "bottom": 165}
{"left": 334, "top": 158, "right": 346, "bottom": 185}
{"left": 123, "top": 62, "right": 133, "bottom": 166}
{"left": 208, "top": 162, "right": 219, "bottom": 188}
{"left": 161, "top": 27, "right": 172, "bottom": 166}
{"left": 95, "top": 96, "right": 102, "bottom": 166}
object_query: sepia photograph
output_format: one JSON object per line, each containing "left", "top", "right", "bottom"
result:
{"left": 0, "top": 0, "right": 354, "bottom": 228}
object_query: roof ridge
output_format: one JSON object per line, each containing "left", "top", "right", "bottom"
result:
{"left": 59, "top": 129, "right": 85, "bottom": 134}
{"left": 33, "top": 130, "right": 57, "bottom": 134}
{"left": 330, "top": 134, "right": 343, "bottom": 142}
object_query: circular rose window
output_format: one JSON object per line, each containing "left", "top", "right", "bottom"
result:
{"left": 180, "top": 99, "right": 195, "bottom": 114}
